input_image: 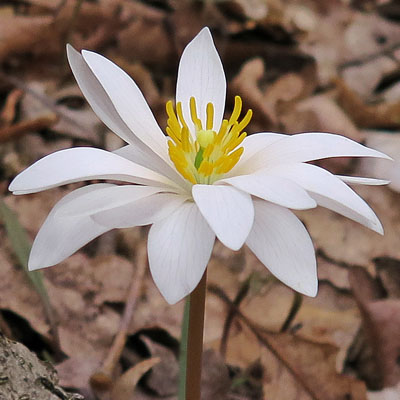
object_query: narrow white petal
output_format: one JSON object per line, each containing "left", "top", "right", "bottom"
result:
{"left": 337, "top": 175, "right": 390, "bottom": 185}
{"left": 236, "top": 132, "right": 287, "bottom": 165}
{"left": 113, "top": 144, "right": 190, "bottom": 192}
{"left": 67, "top": 46, "right": 189, "bottom": 192}
{"left": 264, "top": 163, "right": 383, "bottom": 234}
{"left": 9, "top": 148, "right": 177, "bottom": 195}
{"left": 148, "top": 201, "right": 215, "bottom": 304}
{"left": 192, "top": 184, "right": 254, "bottom": 251}
{"left": 67, "top": 45, "right": 136, "bottom": 144}
{"left": 92, "top": 192, "right": 187, "bottom": 228}
{"left": 68, "top": 45, "right": 189, "bottom": 189}
{"left": 242, "top": 132, "right": 391, "bottom": 173}
{"left": 28, "top": 185, "right": 112, "bottom": 270}
{"left": 176, "top": 27, "right": 226, "bottom": 136}
{"left": 246, "top": 199, "right": 317, "bottom": 296}
{"left": 219, "top": 174, "right": 316, "bottom": 210}
{"left": 81, "top": 50, "right": 169, "bottom": 161}
{"left": 56, "top": 185, "right": 165, "bottom": 217}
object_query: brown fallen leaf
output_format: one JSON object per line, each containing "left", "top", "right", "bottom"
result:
{"left": 335, "top": 78, "right": 400, "bottom": 129}
{"left": 260, "top": 332, "right": 367, "bottom": 400}
{"left": 230, "top": 57, "right": 277, "bottom": 128}
{"left": 350, "top": 268, "right": 400, "bottom": 389}
{"left": 110, "top": 357, "right": 160, "bottom": 400}
{"left": 0, "top": 15, "right": 55, "bottom": 63}
{"left": 210, "top": 283, "right": 365, "bottom": 399}
{"left": 140, "top": 336, "right": 179, "bottom": 397}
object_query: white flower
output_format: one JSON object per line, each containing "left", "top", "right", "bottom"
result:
{"left": 9, "top": 28, "right": 390, "bottom": 304}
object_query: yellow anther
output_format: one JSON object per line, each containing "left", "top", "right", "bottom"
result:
{"left": 166, "top": 101, "right": 179, "bottom": 127}
{"left": 198, "top": 160, "right": 214, "bottom": 176}
{"left": 166, "top": 126, "right": 180, "bottom": 144}
{"left": 231, "top": 109, "right": 252, "bottom": 136}
{"left": 228, "top": 96, "right": 242, "bottom": 125}
{"left": 203, "top": 143, "right": 214, "bottom": 159}
{"left": 165, "top": 95, "right": 250, "bottom": 184}
{"left": 176, "top": 102, "right": 188, "bottom": 129}
{"left": 206, "top": 103, "right": 214, "bottom": 130}
{"left": 214, "top": 120, "right": 228, "bottom": 145}
{"left": 181, "top": 126, "right": 191, "bottom": 153}
{"left": 190, "top": 97, "right": 202, "bottom": 129}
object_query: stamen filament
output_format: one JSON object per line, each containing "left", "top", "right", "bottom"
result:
{"left": 190, "top": 97, "right": 202, "bottom": 130}
{"left": 206, "top": 103, "right": 214, "bottom": 130}
{"left": 165, "top": 96, "right": 251, "bottom": 184}
{"left": 228, "top": 96, "right": 242, "bottom": 125}
{"left": 176, "top": 102, "right": 188, "bottom": 129}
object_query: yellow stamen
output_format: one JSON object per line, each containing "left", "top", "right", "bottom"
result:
{"left": 206, "top": 103, "right": 214, "bottom": 130}
{"left": 176, "top": 102, "right": 188, "bottom": 129}
{"left": 190, "top": 97, "right": 202, "bottom": 129}
{"left": 228, "top": 96, "right": 242, "bottom": 125}
{"left": 165, "top": 95, "right": 251, "bottom": 184}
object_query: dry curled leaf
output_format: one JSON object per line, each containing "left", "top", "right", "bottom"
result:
{"left": 111, "top": 357, "right": 160, "bottom": 400}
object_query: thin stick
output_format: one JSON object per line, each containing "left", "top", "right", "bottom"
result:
{"left": 280, "top": 292, "right": 303, "bottom": 333}
{"left": 0, "top": 114, "right": 58, "bottom": 143}
{"left": 185, "top": 270, "right": 207, "bottom": 400}
{"left": 220, "top": 278, "right": 250, "bottom": 358}
{"left": 90, "top": 243, "right": 147, "bottom": 391}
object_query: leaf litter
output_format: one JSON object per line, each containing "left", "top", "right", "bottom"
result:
{"left": 1, "top": 0, "right": 400, "bottom": 399}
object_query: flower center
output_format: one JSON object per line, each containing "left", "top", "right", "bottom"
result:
{"left": 166, "top": 96, "right": 252, "bottom": 184}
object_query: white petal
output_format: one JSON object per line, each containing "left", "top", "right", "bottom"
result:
{"left": 113, "top": 144, "right": 190, "bottom": 192}
{"left": 232, "top": 132, "right": 287, "bottom": 171}
{"left": 28, "top": 184, "right": 112, "bottom": 270}
{"left": 219, "top": 174, "right": 316, "bottom": 210}
{"left": 242, "top": 132, "right": 391, "bottom": 173}
{"left": 264, "top": 163, "right": 383, "bottom": 234}
{"left": 67, "top": 45, "right": 136, "bottom": 144}
{"left": 337, "top": 175, "right": 390, "bottom": 185}
{"left": 9, "top": 148, "right": 177, "bottom": 195}
{"left": 68, "top": 46, "right": 190, "bottom": 192}
{"left": 93, "top": 192, "right": 187, "bottom": 228}
{"left": 246, "top": 199, "right": 317, "bottom": 296}
{"left": 176, "top": 27, "right": 226, "bottom": 136}
{"left": 148, "top": 201, "right": 215, "bottom": 304}
{"left": 192, "top": 184, "right": 254, "bottom": 250}
{"left": 56, "top": 185, "right": 165, "bottom": 217}
{"left": 81, "top": 50, "right": 169, "bottom": 161}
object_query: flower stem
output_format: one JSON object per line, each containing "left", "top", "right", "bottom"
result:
{"left": 178, "top": 297, "right": 190, "bottom": 399}
{"left": 185, "top": 270, "right": 207, "bottom": 400}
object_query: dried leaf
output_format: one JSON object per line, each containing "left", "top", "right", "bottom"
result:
{"left": 111, "top": 357, "right": 160, "bottom": 400}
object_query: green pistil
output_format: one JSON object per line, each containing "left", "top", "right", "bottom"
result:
{"left": 194, "top": 147, "right": 204, "bottom": 170}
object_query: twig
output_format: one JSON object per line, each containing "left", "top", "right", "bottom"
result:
{"left": 0, "top": 71, "right": 90, "bottom": 137}
{"left": 90, "top": 242, "right": 148, "bottom": 391}
{"left": 0, "top": 89, "right": 23, "bottom": 126}
{"left": 338, "top": 41, "right": 400, "bottom": 70}
{"left": 0, "top": 114, "right": 58, "bottom": 143}
{"left": 220, "top": 278, "right": 250, "bottom": 358}
{"left": 280, "top": 292, "right": 303, "bottom": 333}
{"left": 208, "top": 284, "right": 321, "bottom": 400}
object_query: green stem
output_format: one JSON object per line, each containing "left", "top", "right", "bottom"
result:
{"left": 178, "top": 297, "right": 190, "bottom": 399}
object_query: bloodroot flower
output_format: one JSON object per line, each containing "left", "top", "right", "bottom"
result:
{"left": 9, "top": 28, "right": 389, "bottom": 304}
